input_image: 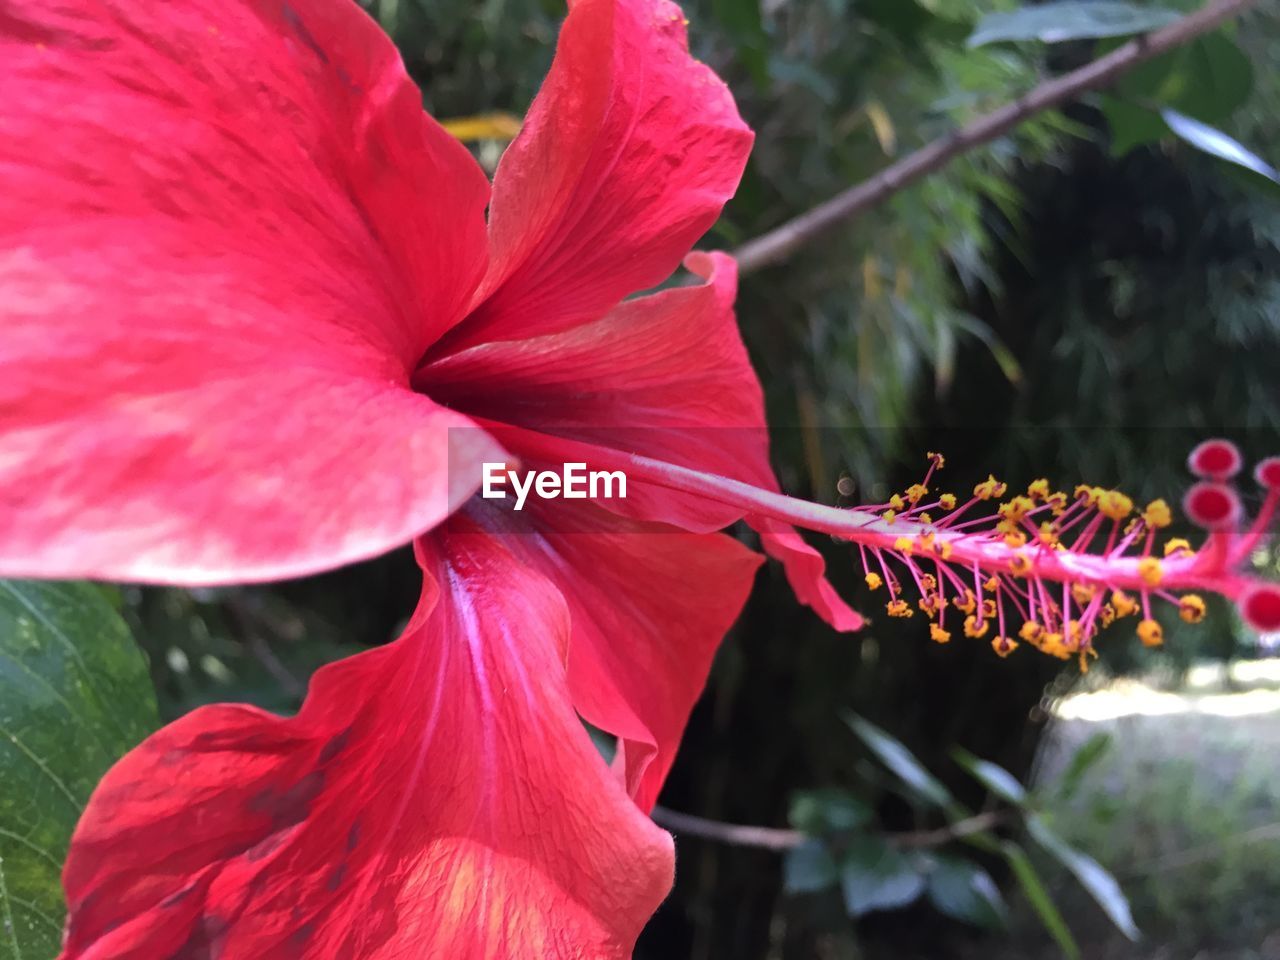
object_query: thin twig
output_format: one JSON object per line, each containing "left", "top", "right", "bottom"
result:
{"left": 731, "top": 0, "right": 1261, "bottom": 275}
{"left": 651, "top": 806, "right": 1006, "bottom": 851}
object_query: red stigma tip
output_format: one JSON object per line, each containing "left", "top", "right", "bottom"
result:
{"left": 1255, "top": 456, "right": 1280, "bottom": 491}
{"left": 1188, "top": 439, "right": 1243, "bottom": 480}
{"left": 1183, "top": 482, "right": 1241, "bottom": 530}
{"left": 1240, "top": 584, "right": 1280, "bottom": 633}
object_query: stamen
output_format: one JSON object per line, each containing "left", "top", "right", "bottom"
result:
{"left": 497, "top": 425, "right": 1277, "bottom": 666}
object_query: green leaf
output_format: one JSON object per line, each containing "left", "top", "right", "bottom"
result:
{"left": 710, "top": 0, "right": 770, "bottom": 86}
{"left": 952, "top": 749, "right": 1027, "bottom": 805}
{"left": 1054, "top": 731, "right": 1112, "bottom": 801}
{"left": 0, "top": 580, "right": 158, "bottom": 959}
{"left": 839, "top": 836, "right": 925, "bottom": 917}
{"left": 967, "top": 2, "right": 1179, "bottom": 48}
{"left": 845, "top": 714, "right": 954, "bottom": 808}
{"left": 788, "top": 788, "right": 873, "bottom": 835}
{"left": 1001, "top": 841, "right": 1081, "bottom": 960}
{"left": 925, "top": 855, "right": 1007, "bottom": 929}
{"left": 1098, "top": 95, "right": 1169, "bottom": 156}
{"left": 783, "top": 839, "right": 840, "bottom": 894}
{"left": 1161, "top": 109, "right": 1280, "bottom": 184}
{"left": 1114, "top": 33, "right": 1253, "bottom": 124}
{"left": 1026, "top": 815, "right": 1141, "bottom": 940}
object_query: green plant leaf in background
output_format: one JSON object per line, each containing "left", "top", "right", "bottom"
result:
{"left": 1116, "top": 32, "right": 1253, "bottom": 125}
{"left": 839, "top": 835, "right": 925, "bottom": 917}
{"left": 783, "top": 839, "right": 840, "bottom": 894}
{"left": 1099, "top": 31, "right": 1255, "bottom": 156}
{"left": 1053, "top": 731, "right": 1113, "bottom": 802}
{"left": 1162, "top": 108, "right": 1280, "bottom": 183}
{"left": 925, "top": 855, "right": 1007, "bottom": 929}
{"left": 1001, "top": 841, "right": 1081, "bottom": 960}
{"left": 788, "top": 788, "right": 873, "bottom": 835}
{"left": 952, "top": 748, "right": 1028, "bottom": 805}
{"left": 845, "top": 714, "right": 954, "bottom": 809}
{"left": 0, "top": 580, "right": 158, "bottom": 959}
{"left": 1026, "top": 815, "right": 1141, "bottom": 941}
{"left": 967, "top": 1, "right": 1179, "bottom": 48}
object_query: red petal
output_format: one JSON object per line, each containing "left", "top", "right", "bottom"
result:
{"left": 0, "top": 0, "right": 497, "bottom": 582}
{"left": 476, "top": 498, "right": 762, "bottom": 811}
{"left": 750, "top": 517, "right": 865, "bottom": 632}
{"left": 428, "top": 253, "right": 862, "bottom": 631}
{"left": 432, "top": 0, "right": 753, "bottom": 355}
{"left": 61, "top": 520, "right": 673, "bottom": 959}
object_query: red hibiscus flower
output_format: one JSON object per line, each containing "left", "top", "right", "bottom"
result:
{"left": 1, "top": 0, "right": 858, "bottom": 956}
{"left": 4, "top": 1, "right": 1279, "bottom": 957}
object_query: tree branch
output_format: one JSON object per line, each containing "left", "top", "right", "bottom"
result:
{"left": 651, "top": 805, "right": 1006, "bottom": 852}
{"left": 731, "top": 0, "right": 1261, "bottom": 275}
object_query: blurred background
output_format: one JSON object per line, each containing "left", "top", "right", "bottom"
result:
{"left": 119, "top": 0, "right": 1280, "bottom": 957}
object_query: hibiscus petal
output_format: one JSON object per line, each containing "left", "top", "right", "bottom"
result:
{"left": 431, "top": 0, "right": 754, "bottom": 355}
{"left": 60, "top": 518, "right": 673, "bottom": 959}
{"left": 471, "top": 498, "right": 762, "bottom": 811}
{"left": 0, "top": 0, "right": 498, "bottom": 582}
{"left": 427, "top": 253, "right": 863, "bottom": 631}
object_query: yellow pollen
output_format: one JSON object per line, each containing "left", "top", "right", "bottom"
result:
{"left": 918, "top": 513, "right": 933, "bottom": 524}
{"left": 1074, "top": 484, "right": 1100, "bottom": 506}
{"left": 983, "top": 576, "right": 1000, "bottom": 593}
{"left": 963, "top": 615, "right": 989, "bottom": 639}
{"left": 1138, "top": 557, "right": 1163, "bottom": 587}
{"left": 927, "top": 451, "right": 946, "bottom": 469}
{"left": 1137, "top": 618, "right": 1163, "bottom": 647}
{"left": 954, "top": 590, "right": 977, "bottom": 615}
{"left": 930, "top": 624, "right": 951, "bottom": 644}
{"left": 1078, "top": 647, "right": 1098, "bottom": 673}
{"left": 999, "top": 496, "right": 1035, "bottom": 523}
{"left": 1019, "top": 621, "right": 1043, "bottom": 643}
{"left": 1046, "top": 492, "right": 1069, "bottom": 514}
{"left": 865, "top": 572, "right": 883, "bottom": 591}
{"left": 894, "top": 536, "right": 914, "bottom": 555}
{"left": 1098, "top": 490, "right": 1134, "bottom": 521}
{"left": 1143, "top": 499, "right": 1173, "bottom": 529}
{"left": 1163, "top": 538, "right": 1194, "bottom": 557}
{"left": 1111, "top": 590, "right": 1139, "bottom": 618}
{"left": 886, "top": 599, "right": 913, "bottom": 618}
{"left": 1004, "top": 530, "right": 1028, "bottom": 548}
{"left": 938, "top": 493, "right": 957, "bottom": 511}
{"left": 974, "top": 475, "right": 1007, "bottom": 500}
{"left": 1038, "top": 522, "right": 1059, "bottom": 547}
{"left": 883, "top": 509, "right": 898, "bottom": 525}
{"left": 982, "top": 598, "right": 997, "bottom": 619}
{"left": 906, "top": 483, "right": 929, "bottom": 504}
{"left": 935, "top": 541, "right": 954, "bottom": 560}
{"left": 888, "top": 494, "right": 906, "bottom": 512}
{"left": 1009, "top": 554, "right": 1033, "bottom": 577}
{"left": 1027, "top": 479, "right": 1051, "bottom": 501}
{"left": 1040, "top": 632, "right": 1070, "bottom": 660}
{"left": 992, "top": 635, "right": 1019, "bottom": 658}
{"left": 920, "top": 573, "right": 938, "bottom": 592}
{"left": 1178, "top": 594, "right": 1207, "bottom": 624}
{"left": 1072, "top": 583, "right": 1097, "bottom": 605}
